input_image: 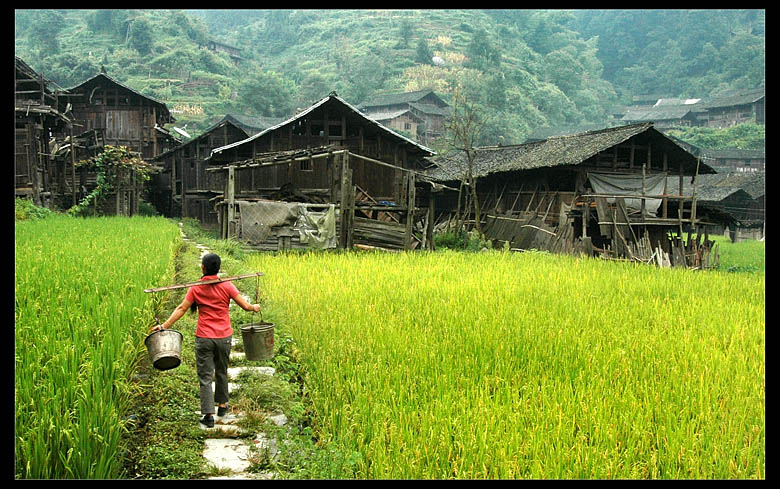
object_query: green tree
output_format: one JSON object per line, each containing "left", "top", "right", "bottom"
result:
{"left": 29, "top": 10, "right": 65, "bottom": 56}
{"left": 87, "top": 9, "right": 115, "bottom": 34}
{"left": 415, "top": 37, "right": 433, "bottom": 65}
{"left": 130, "top": 17, "right": 154, "bottom": 55}
{"left": 238, "top": 70, "right": 297, "bottom": 118}
{"left": 397, "top": 19, "right": 414, "bottom": 48}
{"left": 466, "top": 28, "right": 501, "bottom": 70}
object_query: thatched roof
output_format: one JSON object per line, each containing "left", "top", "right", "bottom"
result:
{"left": 425, "top": 123, "right": 715, "bottom": 182}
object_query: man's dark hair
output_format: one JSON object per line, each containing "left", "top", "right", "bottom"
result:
{"left": 202, "top": 253, "right": 221, "bottom": 276}
{"left": 191, "top": 253, "right": 222, "bottom": 313}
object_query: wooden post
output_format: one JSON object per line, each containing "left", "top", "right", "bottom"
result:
{"left": 691, "top": 157, "right": 700, "bottom": 225}
{"left": 339, "top": 152, "right": 353, "bottom": 249}
{"left": 71, "top": 125, "right": 77, "bottom": 206}
{"left": 226, "top": 166, "right": 235, "bottom": 239}
{"left": 662, "top": 153, "right": 668, "bottom": 219}
{"left": 171, "top": 151, "right": 176, "bottom": 216}
{"left": 641, "top": 163, "right": 646, "bottom": 219}
{"left": 405, "top": 171, "right": 416, "bottom": 250}
{"left": 426, "top": 191, "right": 436, "bottom": 250}
{"left": 27, "top": 124, "right": 40, "bottom": 206}
{"left": 581, "top": 196, "right": 588, "bottom": 239}
{"left": 116, "top": 166, "right": 121, "bottom": 215}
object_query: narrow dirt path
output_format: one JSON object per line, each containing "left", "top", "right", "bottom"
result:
{"left": 179, "top": 224, "right": 286, "bottom": 480}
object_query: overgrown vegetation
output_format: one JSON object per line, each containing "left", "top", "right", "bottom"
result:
{"left": 14, "top": 9, "right": 764, "bottom": 145}
{"left": 67, "top": 145, "right": 157, "bottom": 217}
{"left": 15, "top": 197, "right": 53, "bottom": 220}
{"left": 665, "top": 122, "right": 765, "bottom": 150}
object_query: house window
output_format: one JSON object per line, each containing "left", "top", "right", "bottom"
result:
{"left": 404, "top": 122, "right": 412, "bottom": 131}
{"left": 300, "top": 159, "right": 313, "bottom": 171}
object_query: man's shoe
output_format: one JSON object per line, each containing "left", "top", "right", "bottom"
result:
{"left": 200, "top": 414, "right": 214, "bottom": 428}
{"left": 217, "top": 405, "right": 229, "bottom": 417}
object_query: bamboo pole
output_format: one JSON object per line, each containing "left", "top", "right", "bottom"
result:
{"left": 144, "top": 272, "right": 264, "bottom": 293}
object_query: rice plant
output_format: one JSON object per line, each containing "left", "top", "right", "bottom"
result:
{"left": 15, "top": 215, "right": 180, "bottom": 479}
{"left": 247, "top": 249, "right": 764, "bottom": 479}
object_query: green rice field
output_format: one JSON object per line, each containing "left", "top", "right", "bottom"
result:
{"left": 15, "top": 215, "right": 180, "bottom": 479}
{"left": 15, "top": 213, "right": 764, "bottom": 479}
{"left": 247, "top": 248, "right": 765, "bottom": 479}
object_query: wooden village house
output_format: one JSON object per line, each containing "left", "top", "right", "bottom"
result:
{"left": 359, "top": 89, "right": 450, "bottom": 147}
{"left": 676, "top": 172, "right": 765, "bottom": 242}
{"left": 66, "top": 71, "right": 178, "bottom": 161}
{"left": 62, "top": 71, "right": 179, "bottom": 216}
{"left": 425, "top": 122, "right": 721, "bottom": 268}
{"left": 15, "top": 56, "right": 72, "bottom": 208}
{"left": 204, "top": 92, "right": 437, "bottom": 251}
{"left": 151, "top": 114, "right": 283, "bottom": 224}
{"left": 205, "top": 40, "right": 242, "bottom": 63}
{"left": 694, "top": 87, "right": 765, "bottom": 128}
{"left": 617, "top": 88, "right": 765, "bottom": 129}
{"left": 15, "top": 59, "right": 180, "bottom": 217}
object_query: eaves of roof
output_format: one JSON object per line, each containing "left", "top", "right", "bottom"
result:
{"left": 67, "top": 72, "right": 172, "bottom": 119}
{"left": 209, "top": 93, "right": 435, "bottom": 159}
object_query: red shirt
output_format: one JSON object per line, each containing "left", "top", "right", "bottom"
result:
{"left": 185, "top": 275, "right": 240, "bottom": 338}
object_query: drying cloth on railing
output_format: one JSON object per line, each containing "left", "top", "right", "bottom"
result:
{"left": 588, "top": 172, "right": 667, "bottom": 217}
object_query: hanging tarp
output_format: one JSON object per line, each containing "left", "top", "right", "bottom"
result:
{"left": 237, "top": 200, "right": 336, "bottom": 249}
{"left": 295, "top": 204, "right": 337, "bottom": 249}
{"left": 588, "top": 172, "right": 668, "bottom": 217}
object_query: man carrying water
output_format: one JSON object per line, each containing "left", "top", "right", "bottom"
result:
{"left": 151, "top": 253, "right": 261, "bottom": 427}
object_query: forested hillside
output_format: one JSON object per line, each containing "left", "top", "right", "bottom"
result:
{"left": 15, "top": 9, "right": 764, "bottom": 147}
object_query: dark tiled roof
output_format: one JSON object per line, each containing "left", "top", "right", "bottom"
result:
{"left": 425, "top": 123, "right": 715, "bottom": 182}
{"left": 691, "top": 172, "right": 765, "bottom": 199}
{"left": 364, "top": 108, "right": 424, "bottom": 123}
{"left": 359, "top": 89, "right": 442, "bottom": 108}
{"left": 695, "top": 88, "right": 765, "bottom": 110}
{"left": 220, "top": 114, "right": 285, "bottom": 133}
{"left": 409, "top": 102, "right": 450, "bottom": 116}
{"left": 67, "top": 72, "right": 172, "bottom": 121}
{"left": 621, "top": 106, "right": 695, "bottom": 122}
{"left": 211, "top": 92, "right": 435, "bottom": 158}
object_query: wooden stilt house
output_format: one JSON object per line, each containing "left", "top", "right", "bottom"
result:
{"left": 51, "top": 70, "right": 178, "bottom": 216}
{"left": 14, "top": 56, "right": 72, "bottom": 208}
{"left": 425, "top": 123, "right": 720, "bottom": 268}
{"left": 206, "top": 92, "right": 437, "bottom": 251}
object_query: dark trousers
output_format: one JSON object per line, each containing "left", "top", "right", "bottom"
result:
{"left": 195, "top": 336, "right": 232, "bottom": 415}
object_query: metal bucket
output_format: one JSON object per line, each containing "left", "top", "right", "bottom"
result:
{"left": 241, "top": 322, "right": 275, "bottom": 361}
{"left": 144, "top": 329, "right": 183, "bottom": 370}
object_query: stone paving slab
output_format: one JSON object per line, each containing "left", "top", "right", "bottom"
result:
{"left": 211, "top": 381, "right": 240, "bottom": 393}
{"left": 203, "top": 439, "right": 252, "bottom": 472}
{"left": 228, "top": 366, "right": 276, "bottom": 379}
